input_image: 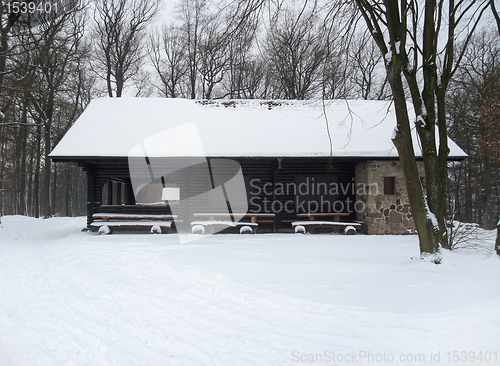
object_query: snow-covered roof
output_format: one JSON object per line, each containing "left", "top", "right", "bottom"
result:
{"left": 50, "top": 97, "right": 467, "bottom": 160}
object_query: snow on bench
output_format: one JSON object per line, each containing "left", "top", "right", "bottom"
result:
{"left": 191, "top": 220, "right": 258, "bottom": 234}
{"left": 92, "top": 213, "right": 177, "bottom": 221}
{"left": 292, "top": 221, "right": 361, "bottom": 234}
{"left": 91, "top": 221, "right": 173, "bottom": 227}
{"left": 91, "top": 213, "right": 176, "bottom": 234}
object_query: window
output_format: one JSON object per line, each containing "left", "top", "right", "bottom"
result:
{"left": 383, "top": 177, "right": 395, "bottom": 195}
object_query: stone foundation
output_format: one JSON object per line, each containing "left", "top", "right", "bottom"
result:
{"left": 355, "top": 160, "right": 424, "bottom": 234}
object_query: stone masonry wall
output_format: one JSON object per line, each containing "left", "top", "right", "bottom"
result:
{"left": 355, "top": 160, "right": 425, "bottom": 234}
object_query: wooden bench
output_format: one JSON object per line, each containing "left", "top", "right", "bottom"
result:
{"left": 91, "top": 213, "right": 178, "bottom": 234}
{"left": 192, "top": 213, "right": 276, "bottom": 233}
{"left": 244, "top": 213, "right": 276, "bottom": 224}
{"left": 292, "top": 221, "right": 362, "bottom": 234}
{"left": 191, "top": 220, "right": 258, "bottom": 234}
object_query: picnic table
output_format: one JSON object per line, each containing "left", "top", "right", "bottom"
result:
{"left": 192, "top": 213, "right": 275, "bottom": 223}
{"left": 297, "top": 213, "right": 350, "bottom": 222}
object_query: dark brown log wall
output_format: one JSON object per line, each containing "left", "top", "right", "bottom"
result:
{"left": 83, "top": 157, "right": 358, "bottom": 231}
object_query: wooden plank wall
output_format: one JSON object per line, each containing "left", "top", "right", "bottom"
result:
{"left": 83, "top": 157, "right": 357, "bottom": 231}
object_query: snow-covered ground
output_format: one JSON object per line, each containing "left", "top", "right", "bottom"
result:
{"left": 0, "top": 216, "right": 499, "bottom": 365}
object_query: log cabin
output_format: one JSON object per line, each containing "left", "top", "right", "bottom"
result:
{"left": 50, "top": 98, "right": 466, "bottom": 234}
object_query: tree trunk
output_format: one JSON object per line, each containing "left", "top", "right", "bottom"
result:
{"left": 14, "top": 121, "right": 22, "bottom": 215}
{"left": 86, "top": 167, "right": 96, "bottom": 228}
{"left": 496, "top": 222, "right": 500, "bottom": 256}
{"left": 42, "top": 89, "right": 55, "bottom": 218}
{"left": 388, "top": 65, "right": 440, "bottom": 254}
{"left": 432, "top": 89, "right": 450, "bottom": 246}
{"left": 480, "top": 157, "right": 493, "bottom": 229}
{"left": 18, "top": 105, "right": 28, "bottom": 215}
{"left": 465, "top": 161, "right": 472, "bottom": 222}
{"left": 27, "top": 153, "right": 34, "bottom": 216}
{"left": 0, "top": 25, "right": 11, "bottom": 100}
{"left": 0, "top": 125, "right": 4, "bottom": 222}
{"left": 34, "top": 124, "right": 42, "bottom": 218}
{"left": 116, "top": 72, "right": 123, "bottom": 97}
{"left": 106, "top": 53, "right": 114, "bottom": 97}
{"left": 64, "top": 167, "right": 70, "bottom": 217}
{"left": 51, "top": 162, "right": 57, "bottom": 216}
{"left": 491, "top": 0, "right": 500, "bottom": 36}
{"left": 43, "top": 126, "right": 52, "bottom": 218}
{"left": 190, "top": 63, "right": 197, "bottom": 99}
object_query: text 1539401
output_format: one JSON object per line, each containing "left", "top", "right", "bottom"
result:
{"left": 2, "top": 1, "right": 59, "bottom": 14}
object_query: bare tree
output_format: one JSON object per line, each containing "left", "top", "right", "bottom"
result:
{"left": 448, "top": 31, "right": 500, "bottom": 230}
{"left": 487, "top": 7, "right": 500, "bottom": 263}
{"left": 200, "top": 0, "right": 263, "bottom": 99}
{"left": 92, "top": 0, "right": 159, "bottom": 97}
{"left": 18, "top": 5, "right": 87, "bottom": 217}
{"left": 175, "top": 0, "right": 208, "bottom": 99}
{"left": 174, "top": 0, "right": 264, "bottom": 99}
{"left": 0, "top": 1, "right": 37, "bottom": 224}
{"left": 0, "top": 1, "right": 37, "bottom": 108}
{"left": 222, "top": 18, "right": 260, "bottom": 98}
{"left": 264, "top": 0, "right": 329, "bottom": 100}
{"left": 350, "top": 0, "right": 490, "bottom": 255}
{"left": 197, "top": 16, "right": 230, "bottom": 99}
{"left": 0, "top": 1, "right": 86, "bottom": 220}
{"left": 149, "top": 26, "right": 187, "bottom": 98}
{"left": 321, "top": 50, "right": 350, "bottom": 99}
{"left": 348, "top": 32, "right": 388, "bottom": 100}
{"left": 225, "top": 55, "right": 265, "bottom": 99}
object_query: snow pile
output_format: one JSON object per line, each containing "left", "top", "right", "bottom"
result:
{"left": 239, "top": 225, "right": 253, "bottom": 234}
{"left": 191, "top": 224, "right": 205, "bottom": 234}
{"left": 150, "top": 225, "right": 162, "bottom": 234}
{"left": 0, "top": 216, "right": 499, "bottom": 365}
{"left": 294, "top": 225, "right": 306, "bottom": 234}
{"left": 344, "top": 225, "right": 357, "bottom": 235}
{"left": 97, "top": 225, "right": 110, "bottom": 235}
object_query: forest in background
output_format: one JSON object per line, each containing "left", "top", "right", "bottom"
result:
{"left": 0, "top": 0, "right": 498, "bottom": 232}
